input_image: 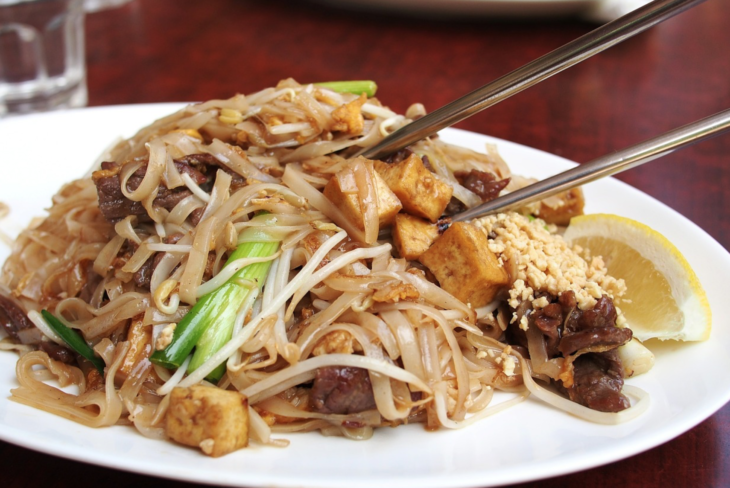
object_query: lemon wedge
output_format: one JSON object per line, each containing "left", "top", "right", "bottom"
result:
{"left": 563, "top": 214, "right": 711, "bottom": 341}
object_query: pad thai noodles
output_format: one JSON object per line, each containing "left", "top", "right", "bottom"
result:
{"left": 0, "top": 79, "right": 653, "bottom": 457}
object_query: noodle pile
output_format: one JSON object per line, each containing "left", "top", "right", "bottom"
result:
{"left": 0, "top": 79, "right": 648, "bottom": 455}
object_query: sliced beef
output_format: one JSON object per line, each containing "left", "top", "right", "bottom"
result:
{"left": 93, "top": 156, "right": 212, "bottom": 222}
{"left": 133, "top": 254, "right": 156, "bottom": 289}
{"left": 444, "top": 170, "right": 511, "bottom": 216}
{"left": 132, "top": 233, "right": 183, "bottom": 289}
{"left": 39, "top": 342, "right": 75, "bottom": 364}
{"left": 310, "top": 365, "right": 376, "bottom": 415}
{"left": 175, "top": 153, "right": 219, "bottom": 169}
{"left": 508, "top": 290, "right": 632, "bottom": 412}
{"left": 559, "top": 327, "right": 632, "bottom": 357}
{"left": 0, "top": 295, "right": 33, "bottom": 341}
{"left": 455, "top": 170, "right": 510, "bottom": 202}
{"left": 382, "top": 148, "right": 413, "bottom": 164}
{"left": 567, "top": 350, "right": 630, "bottom": 412}
{"left": 94, "top": 162, "right": 146, "bottom": 220}
{"left": 78, "top": 260, "right": 104, "bottom": 304}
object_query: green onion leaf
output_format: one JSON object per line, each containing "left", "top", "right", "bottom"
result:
{"left": 314, "top": 80, "right": 377, "bottom": 98}
{"left": 150, "top": 213, "right": 282, "bottom": 382}
{"left": 40, "top": 310, "right": 105, "bottom": 376}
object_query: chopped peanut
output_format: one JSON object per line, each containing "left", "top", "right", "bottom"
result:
{"left": 419, "top": 222, "right": 509, "bottom": 307}
{"left": 374, "top": 154, "right": 452, "bottom": 222}
{"left": 392, "top": 213, "right": 440, "bottom": 260}
{"left": 166, "top": 385, "right": 249, "bottom": 458}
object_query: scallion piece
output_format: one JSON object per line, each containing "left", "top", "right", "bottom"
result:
{"left": 40, "top": 310, "right": 105, "bottom": 376}
{"left": 150, "top": 214, "right": 281, "bottom": 382}
{"left": 314, "top": 80, "right": 377, "bottom": 98}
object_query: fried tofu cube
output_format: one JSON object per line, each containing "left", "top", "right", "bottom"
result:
{"left": 534, "top": 188, "right": 585, "bottom": 226}
{"left": 392, "top": 213, "right": 440, "bottom": 260}
{"left": 323, "top": 161, "right": 402, "bottom": 230}
{"left": 374, "top": 154, "right": 452, "bottom": 223}
{"left": 118, "top": 316, "right": 152, "bottom": 381}
{"left": 419, "top": 222, "right": 509, "bottom": 307}
{"left": 331, "top": 93, "right": 367, "bottom": 135}
{"left": 166, "top": 385, "right": 249, "bottom": 457}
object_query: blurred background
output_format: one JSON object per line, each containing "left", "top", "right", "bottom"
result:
{"left": 2, "top": 0, "right": 730, "bottom": 487}
{"left": 82, "top": 0, "right": 729, "bottom": 248}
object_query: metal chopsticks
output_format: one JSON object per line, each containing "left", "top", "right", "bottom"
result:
{"left": 450, "top": 108, "right": 730, "bottom": 222}
{"left": 357, "top": 0, "right": 707, "bottom": 161}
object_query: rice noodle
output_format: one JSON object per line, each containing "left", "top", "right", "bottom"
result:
{"left": 0, "top": 82, "right": 651, "bottom": 457}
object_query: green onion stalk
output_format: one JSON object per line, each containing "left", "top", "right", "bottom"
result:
{"left": 314, "top": 80, "right": 377, "bottom": 98}
{"left": 150, "top": 213, "right": 281, "bottom": 382}
{"left": 40, "top": 310, "right": 106, "bottom": 376}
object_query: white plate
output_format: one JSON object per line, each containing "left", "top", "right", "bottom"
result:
{"left": 0, "top": 105, "right": 729, "bottom": 488}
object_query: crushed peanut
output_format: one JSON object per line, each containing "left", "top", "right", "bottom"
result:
{"left": 472, "top": 213, "right": 626, "bottom": 322}
{"left": 199, "top": 439, "right": 215, "bottom": 455}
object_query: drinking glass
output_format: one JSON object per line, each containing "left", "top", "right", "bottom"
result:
{"left": 0, "top": 0, "right": 87, "bottom": 116}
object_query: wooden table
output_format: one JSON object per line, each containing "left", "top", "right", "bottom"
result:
{"left": 4, "top": 0, "right": 729, "bottom": 486}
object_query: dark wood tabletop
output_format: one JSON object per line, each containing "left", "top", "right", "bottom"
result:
{"left": 3, "top": 0, "right": 729, "bottom": 486}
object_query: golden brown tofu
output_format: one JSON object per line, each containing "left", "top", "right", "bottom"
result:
{"left": 323, "top": 160, "right": 402, "bottom": 232}
{"left": 331, "top": 93, "right": 367, "bottom": 135}
{"left": 419, "top": 222, "right": 509, "bottom": 307}
{"left": 392, "top": 213, "right": 440, "bottom": 260}
{"left": 534, "top": 188, "right": 585, "bottom": 226}
{"left": 166, "top": 385, "right": 249, "bottom": 457}
{"left": 374, "top": 154, "right": 452, "bottom": 223}
{"left": 118, "top": 316, "right": 152, "bottom": 381}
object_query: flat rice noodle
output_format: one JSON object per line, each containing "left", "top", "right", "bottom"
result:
{"left": 205, "top": 139, "right": 276, "bottom": 183}
{"left": 10, "top": 347, "right": 125, "bottom": 428}
{"left": 380, "top": 310, "right": 426, "bottom": 384}
{"left": 121, "top": 140, "right": 166, "bottom": 202}
{"left": 178, "top": 216, "right": 218, "bottom": 305}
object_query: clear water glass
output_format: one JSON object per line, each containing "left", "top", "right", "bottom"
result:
{"left": 0, "top": 0, "right": 87, "bottom": 116}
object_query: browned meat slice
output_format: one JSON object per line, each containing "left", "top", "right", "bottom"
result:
{"left": 559, "top": 327, "right": 632, "bottom": 357}
{"left": 39, "top": 342, "right": 75, "bottom": 364}
{"left": 508, "top": 291, "right": 632, "bottom": 412}
{"left": 175, "top": 153, "right": 219, "bottom": 167}
{"left": 455, "top": 170, "right": 510, "bottom": 203}
{"left": 567, "top": 350, "right": 630, "bottom": 412}
{"left": 0, "top": 295, "right": 33, "bottom": 341}
{"left": 132, "top": 252, "right": 166, "bottom": 289}
{"left": 93, "top": 157, "right": 211, "bottom": 222}
{"left": 533, "top": 302, "right": 562, "bottom": 339}
{"left": 310, "top": 366, "right": 376, "bottom": 415}
{"left": 177, "top": 153, "right": 248, "bottom": 190}
{"left": 132, "top": 234, "right": 183, "bottom": 289}
{"left": 382, "top": 148, "right": 413, "bottom": 164}
{"left": 94, "top": 162, "right": 146, "bottom": 220}
{"left": 576, "top": 295, "right": 618, "bottom": 330}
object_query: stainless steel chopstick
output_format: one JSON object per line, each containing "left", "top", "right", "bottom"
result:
{"left": 450, "top": 108, "right": 730, "bottom": 222}
{"left": 357, "top": 0, "right": 706, "bottom": 161}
